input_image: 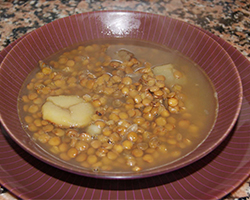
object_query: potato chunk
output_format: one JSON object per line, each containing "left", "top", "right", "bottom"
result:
{"left": 42, "top": 95, "right": 94, "bottom": 128}
{"left": 152, "top": 64, "right": 186, "bottom": 87}
{"left": 46, "top": 95, "right": 83, "bottom": 108}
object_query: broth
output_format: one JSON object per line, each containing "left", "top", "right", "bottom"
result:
{"left": 18, "top": 39, "right": 218, "bottom": 173}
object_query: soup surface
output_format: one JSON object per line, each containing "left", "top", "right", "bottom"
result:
{"left": 18, "top": 39, "right": 218, "bottom": 173}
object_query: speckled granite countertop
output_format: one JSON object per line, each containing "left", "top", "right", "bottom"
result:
{"left": 0, "top": 0, "right": 249, "bottom": 199}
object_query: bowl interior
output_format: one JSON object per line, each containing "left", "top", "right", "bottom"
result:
{"left": 0, "top": 11, "right": 242, "bottom": 179}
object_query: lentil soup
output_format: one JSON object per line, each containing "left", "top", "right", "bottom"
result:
{"left": 18, "top": 39, "right": 218, "bottom": 173}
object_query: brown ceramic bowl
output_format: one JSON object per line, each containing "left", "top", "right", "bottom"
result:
{"left": 0, "top": 11, "right": 242, "bottom": 179}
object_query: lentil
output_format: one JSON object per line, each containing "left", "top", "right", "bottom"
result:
{"left": 19, "top": 41, "right": 217, "bottom": 174}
